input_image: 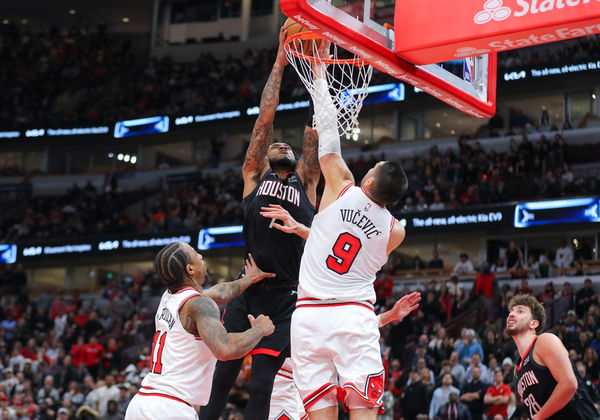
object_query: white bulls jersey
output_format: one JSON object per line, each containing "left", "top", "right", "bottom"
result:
{"left": 141, "top": 287, "right": 217, "bottom": 406}
{"left": 298, "top": 185, "right": 394, "bottom": 302}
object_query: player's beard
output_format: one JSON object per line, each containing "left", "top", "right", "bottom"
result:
{"left": 269, "top": 156, "right": 297, "bottom": 172}
{"left": 505, "top": 319, "right": 527, "bottom": 336}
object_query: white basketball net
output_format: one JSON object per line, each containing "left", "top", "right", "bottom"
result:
{"left": 284, "top": 33, "right": 373, "bottom": 138}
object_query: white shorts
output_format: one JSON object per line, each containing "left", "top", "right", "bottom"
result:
{"left": 269, "top": 358, "right": 308, "bottom": 420}
{"left": 290, "top": 299, "right": 385, "bottom": 413}
{"left": 125, "top": 392, "right": 198, "bottom": 420}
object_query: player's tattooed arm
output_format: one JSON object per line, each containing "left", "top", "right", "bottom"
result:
{"left": 242, "top": 27, "right": 288, "bottom": 195}
{"left": 203, "top": 254, "right": 275, "bottom": 305}
{"left": 181, "top": 295, "right": 274, "bottom": 361}
{"left": 296, "top": 126, "right": 320, "bottom": 205}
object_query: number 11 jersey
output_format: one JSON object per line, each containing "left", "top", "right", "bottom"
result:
{"left": 298, "top": 185, "right": 394, "bottom": 303}
{"left": 141, "top": 288, "right": 217, "bottom": 406}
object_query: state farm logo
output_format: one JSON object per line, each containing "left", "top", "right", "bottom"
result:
{"left": 474, "top": 0, "right": 512, "bottom": 24}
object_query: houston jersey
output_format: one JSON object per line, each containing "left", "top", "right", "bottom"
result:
{"left": 298, "top": 185, "right": 394, "bottom": 302}
{"left": 515, "top": 335, "right": 600, "bottom": 419}
{"left": 243, "top": 169, "right": 315, "bottom": 289}
{"left": 142, "top": 288, "right": 217, "bottom": 406}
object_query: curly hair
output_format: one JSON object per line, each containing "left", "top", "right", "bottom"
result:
{"left": 509, "top": 294, "right": 546, "bottom": 334}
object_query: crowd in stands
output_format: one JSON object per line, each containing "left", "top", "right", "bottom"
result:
{"left": 1, "top": 252, "right": 599, "bottom": 419}
{"left": 499, "top": 33, "right": 600, "bottom": 70}
{"left": 1, "top": 22, "right": 598, "bottom": 129}
{"left": 3, "top": 130, "right": 600, "bottom": 243}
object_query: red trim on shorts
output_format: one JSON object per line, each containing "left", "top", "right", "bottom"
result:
{"left": 340, "top": 370, "right": 385, "bottom": 414}
{"left": 137, "top": 389, "right": 192, "bottom": 407}
{"left": 296, "top": 302, "right": 375, "bottom": 312}
{"left": 302, "top": 382, "right": 339, "bottom": 411}
{"left": 249, "top": 348, "right": 281, "bottom": 357}
{"left": 301, "top": 414, "right": 309, "bottom": 420}
{"left": 276, "top": 372, "right": 294, "bottom": 380}
{"left": 336, "top": 183, "right": 353, "bottom": 199}
{"left": 279, "top": 366, "right": 293, "bottom": 375}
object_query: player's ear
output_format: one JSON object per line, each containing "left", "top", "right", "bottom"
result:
{"left": 530, "top": 319, "right": 539, "bottom": 331}
{"left": 185, "top": 264, "right": 194, "bottom": 275}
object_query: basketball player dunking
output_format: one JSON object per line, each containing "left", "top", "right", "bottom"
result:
{"left": 124, "top": 242, "right": 275, "bottom": 420}
{"left": 506, "top": 294, "right": 600, "bottom": 420}
{"left": 199, "top": 25, "right": 320, "bottom": 420}
{"left": 261, "top": 60, "right": 421, "bottom": 419}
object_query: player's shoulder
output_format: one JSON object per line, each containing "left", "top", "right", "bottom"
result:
{"left": 181, "top": 293, "right": 219, "bottom": 317}
{"left": 537, "top": 332, "right": 561, "bottom": 346}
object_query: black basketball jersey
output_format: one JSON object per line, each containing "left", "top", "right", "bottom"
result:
{"left": 242, "top": 169, "right": 315, "bottom": 290}
{"left": 515, "top": 335, "right": 600, "bottom": 420}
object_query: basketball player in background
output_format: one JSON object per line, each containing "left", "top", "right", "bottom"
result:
{"left": 506, "top": 294, "right": 599, "bottom": 419}
{"left": 199, "top": 24, "right": 320, "bottom": 420}
{"left": 124, "top": 242, "right": 275, "bottom": 420}
{"left": 272, "top": 56, "right": 421, "bottom": 418}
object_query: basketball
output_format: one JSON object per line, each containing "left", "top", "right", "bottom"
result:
{"left": 283, "top": 18, "right": 320, "bottom": 56}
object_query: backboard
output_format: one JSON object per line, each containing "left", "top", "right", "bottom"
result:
{"left": 281, "top": 0, "right": 600, "bottom": 118}
{"left": 280, "top": 0, "right": 497, "bottom": 118}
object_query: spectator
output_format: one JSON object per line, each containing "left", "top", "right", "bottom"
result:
{"left": 457, "top": 329, "right": 484, "bottom": 367}
{"left": 449, "top": 352, "right": 467, "bottom": 387}
{"left": 464, "top": 353, "right": 489, "bottom": 384}
{"left": 81, "top": 337, "right": 104, "bottom": 379}
{"left": 453, "top": 253, "right": 475, "bottom": 276}
{"left": 460, "top": 364, "right": 487, "bottom": 420}
{"left": 401, "top": 368, "right": 429, "bottom": 420}
{"left": 555, "top": 239, "right": 574, "bottom": 276}
{"left": 514, "top": 279, "right": 533, "bottom": 295}
{"left": 576, "top": 278, "right": 596, "bottom": 317}
{"left": 448, "top": 276, "right": 467, "bottom": 316}
{"left": 429, "top": 250, "right": 444, "bottom": 269}
{"left": 100, "top": 399, "right": 121, "bottom": 420}
{"left": 429, "top": 373, "right": 461, "bottom": 419}
{"left": 484, "top": 370, "right": 511, "bottom": 420}
{"left": 436, "top": 391, "right": 471, "bottom": 420}
{"left": 505, "top": 241, "right": 523, "bottom": 272}
{"left": 475, "top": 262, "right": 496, "bottom": 322}
{"left": 36, "top": 375, "right": 60, "bottom": 405}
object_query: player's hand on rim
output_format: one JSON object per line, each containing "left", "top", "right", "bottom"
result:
{"left": 311, "top": 38, "right": 332, "bottom": 79}
{"left": 248, "top": 314, "right": 275, "bottom": 336}
{"left": 244, "top": 253, "right": 276, "bottom": 284}
{"left": 390, "top": 291, "right": 421, "bottom": 320}
{"left": 276, "top": 25, "right": 289, "bottom": 66}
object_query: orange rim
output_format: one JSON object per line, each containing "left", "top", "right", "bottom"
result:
{"left": 284, "top": 32, "right": 369, "bottom": 66}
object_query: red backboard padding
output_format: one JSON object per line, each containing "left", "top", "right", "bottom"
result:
{"left": 394, "top": 0, "right": 600, "bottom": 65}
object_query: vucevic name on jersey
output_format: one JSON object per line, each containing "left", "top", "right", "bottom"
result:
{"left": 243, "top": 170, "right": 315, "bottom": 290}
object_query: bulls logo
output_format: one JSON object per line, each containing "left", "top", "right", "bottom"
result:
{"left": 367, "top": 373, "right": 384, "bottom": 400}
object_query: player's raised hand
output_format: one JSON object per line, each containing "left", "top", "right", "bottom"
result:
{"left": 244, "top": 253, "right": 276, "bottom": 284}
{"left": 248, "top": 314, "right": 275, "bottom": 336}
{"left": 389, "top": 291, "right": 421, "bottom": 321}
{"left": 276, "top": 25, "right": 289, "bottom": 66}
{"left": 312, "top": 38, "right": 331, "bottom": 79}
{"left": 260, "top": 204, "right": 310, "bottom": 239}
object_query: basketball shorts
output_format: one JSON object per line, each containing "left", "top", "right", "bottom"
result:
{"left": 290, "top": 299, "right": 385, "bottom": 413}
{"left": 222, "top": 286, "right": 296, "bottom": 356}
{"left": 269, "top": 358, "right": 308, "bottom": 420}
{"left": 125, "top": 392, "right": 198, "bottom": 420}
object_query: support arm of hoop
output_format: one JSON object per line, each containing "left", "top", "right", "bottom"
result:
{"left": 313, "top": 78, "right": 341, "bottom": 159}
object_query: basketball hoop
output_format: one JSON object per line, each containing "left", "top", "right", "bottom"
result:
{"left": 284, "top": 31, "right": 373, "bottom": 138}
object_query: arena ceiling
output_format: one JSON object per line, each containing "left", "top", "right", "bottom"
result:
{"left": 1, "top": 0, "right": 154, "bottom": 29}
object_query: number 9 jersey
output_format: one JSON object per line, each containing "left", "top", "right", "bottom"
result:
{"left": 298, "top": 185, "right": 394, "bottom": 303}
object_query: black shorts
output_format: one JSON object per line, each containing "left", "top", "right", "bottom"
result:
{"left": 222, "top": 285, "right": 296, "bottom": 356}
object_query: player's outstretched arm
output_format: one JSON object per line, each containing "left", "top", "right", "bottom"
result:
{"left": 181, "top": 295, "right": 274, "bottom": 361}
{"left": 531, "top": 333, "right": 578, "bottom": 420}
{"left": 203, "top": 254, "right": 276, "bottom": 305}
{"left": 295, "top": 125, "right": 320, "bottom": 206}
{"left": 242, "top": 26, "right": 288, "bottom": 198}
{"left": 260, "top": 204, "right": 310, "bottom": 239}
{"left": 386, "top": 219, "right": 406, "bottom": 255}
{"left": 311, "top": 39, "right": 354, "bottom": 211}
{"left": 377, "top": 291, "right": 421, "bottom": 327}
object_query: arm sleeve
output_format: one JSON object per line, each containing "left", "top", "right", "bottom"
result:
{"left": 312, "top": 78, "right": 341, "bottom": 159}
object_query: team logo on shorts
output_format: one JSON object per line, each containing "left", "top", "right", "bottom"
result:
{"left": 367, "top": 374, "right": 384, "bottom": 400}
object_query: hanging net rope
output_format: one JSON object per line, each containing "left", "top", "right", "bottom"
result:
{"left": 284, "top": 31, "right": 373, "bottom": 138}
